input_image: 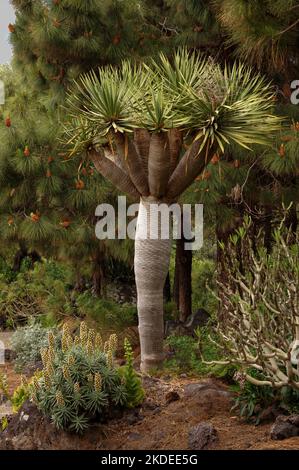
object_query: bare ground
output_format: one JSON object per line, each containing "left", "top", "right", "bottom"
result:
{"left": 1, "top": 362, "right": 299, "bottom": 450}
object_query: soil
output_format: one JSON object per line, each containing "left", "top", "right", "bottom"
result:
{"left": 0, "top": 362, "right": 22, "bottom": 395}
{"left": 1, "top": 363, "right": 299, "bottom": 450}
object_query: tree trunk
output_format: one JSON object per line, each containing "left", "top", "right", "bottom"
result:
{"left": 74, "top": 273, "right": 85, "bottom": 293}
{"left": 12, "top": 242, "right": 41, "bottom": 272}
{"left": 163, "top": 271, "right": 171, "bottom": 302}
{"left": 13, "top": 242, "right": 28, "bottom": 272}
{"left": 285, "top": 203, "right": 298, "bottom": 244}
{"left": 173, "top": 257, "right": 180, "bottom": 309}
{"left": 135, "top": 198, "right": 172, "bottom": 373}
{"left": 92, "top": 249, "right": 104, "bottom": 297}
{"left": 174, "top": 232, "right": 192, "bottom": 323}
{"left": 93, "top": 268, "right": 103, "bottom": 297}
{"left": 216, "top": 224, "right": 232, "bottom": 321}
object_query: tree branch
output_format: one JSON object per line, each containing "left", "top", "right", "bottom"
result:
{"left": 89, "top": 148, "right": 140, "bottom": 202}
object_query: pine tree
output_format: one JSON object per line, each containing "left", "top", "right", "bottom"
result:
{"left": 167, "top": 1, "right": 299, "bottom": 244}
{"left": 215, "top": 0, "right": 299, "bottom": 74}
{"left": 212, "top": 1, "right": 299, "bottom": 233}
{"left": 212, "top": 0, "right": 299, "bottom": 238}
{"left": 0, "top": 62, "right": 136, "bottom": 294}
{"left": 0, "top": 0, "right": 166, "bottom": 292}
{"left": 10, "top": 0, "right": 165, "bottom": 97}
{"left": 164, "top": 0, "right": 222, "bottom": 54}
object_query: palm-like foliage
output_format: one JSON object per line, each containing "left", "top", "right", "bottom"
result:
{"left": 66, "top": 62, "right": 147, "bottom": 137}
{"left": 65, "top": 49, "right": 280, "bottom": 164}
{"left": 63, "top": 49, "right": 281, "bottom": 206}
{"left": 63, "top": 49, "right": 281, "bottom": 373}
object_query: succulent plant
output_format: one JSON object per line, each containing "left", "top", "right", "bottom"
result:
{"left": 31, "top": 322, "right": 143, "bottom": 433}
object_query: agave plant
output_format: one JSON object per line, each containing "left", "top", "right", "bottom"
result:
{"left": 64, "top": 49, "right": 281, "bottom": 373}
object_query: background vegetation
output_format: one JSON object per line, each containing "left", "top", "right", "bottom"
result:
{"left": 0, "top": 0, "right": 298, "bottom": 428}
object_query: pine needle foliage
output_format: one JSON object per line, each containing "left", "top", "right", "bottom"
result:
{"left": 215, "top": 0, "right": 299, "bottom": 73}
{"left": 0, "top": 0, "right": 162, "bottom": 289}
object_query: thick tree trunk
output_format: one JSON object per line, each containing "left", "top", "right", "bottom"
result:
{"left": 167, "top": 141, "right": 211, "bottom": 199}
{"left": 168, "top": 128, "right": 182, "bottom": 175}
{"left": 114, "top": 133, "right": 149, "bottom": 196}
{"left": 135, "top": 198, "right": 172, "bottom": 373}
{"left": 90, "top": 148, "right": 140, "bottom": 201}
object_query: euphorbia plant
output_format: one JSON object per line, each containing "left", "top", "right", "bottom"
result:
{"left": 64, "top": 49, "right": 280, "bottom": 373}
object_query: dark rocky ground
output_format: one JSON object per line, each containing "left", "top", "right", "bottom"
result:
{"left": 1, "top": 368, "right": 299, "bottom": 450}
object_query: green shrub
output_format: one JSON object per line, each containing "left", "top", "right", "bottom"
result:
{"left": 10, "top": 380, "right": 31, "bottom": 413}
{"left": 280, "top": 387, "right": 299, "bottom": 414}
{"left": 165, "top": 335, "right": 199, "bottom": 373}
{"left": 163, "top": 301, "right": 178, "bottom": 321}
{"left": 118, "top": 338, "right": 144, "bottom": 408}
{"left": 75, "top": 292, "right": 137, "bottom": 330}
{"left": 0, "top": 259, "right": 136, "bottom": 330}
{"left": 11, "top": 322, "right": 59, "bottom": 373}
{"left": 164, "top": 327, "right": 236, "bottom": 378}
{"left": 0, "top": 372, "right": 41, "bottom": 415}
{"left": 232, "top": 383, "right": 275, "bottom": 424}
{"left": 0, "top": 257, "right": 16, "bottom": 283}
{"left": 192, "top": 258, "right": 217, "bottom": 314}
{"left": 39, "top": 260, "right": 74, "bottom": 283}
{"left": 31, "top": 322, "right": 143, "bottom": 433}
{"left": 0, "top": 261, "right": 74, "bottom": 328}
{"left": 207, "top": 363, "right": 238, "bottom": 383}
{"left": 232, "top": 372, "right": 299, "bottom": 423}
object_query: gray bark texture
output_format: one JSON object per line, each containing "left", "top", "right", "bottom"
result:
{"left": 135, "top": 198, "right": 172, "bottom": 372}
